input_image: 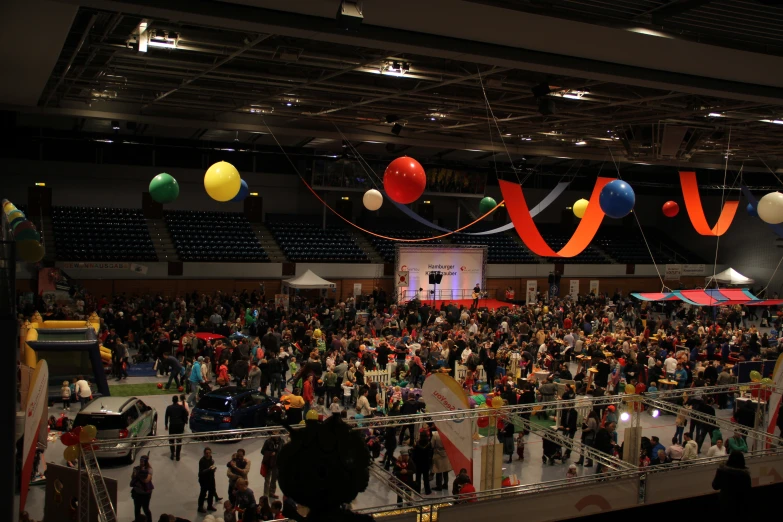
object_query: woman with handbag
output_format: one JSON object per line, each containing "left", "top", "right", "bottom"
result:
{"left": 130, "top": 455, "right": 154, "bottom": 522}
{"left": 430, "top": 427, "right": 452, "bottom": 491}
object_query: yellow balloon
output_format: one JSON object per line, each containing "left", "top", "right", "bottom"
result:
{"left": 63, "top": 444, "right": 80, "bottom": 462}
{"left": 204, "top": 161, "right": 241, "bottom": 202}
{"left": 313, "top": 329, "right": 322, "bottom": 339}
{"left": 491, "top": 396, "right": 504, "bottom": 409}
{"left": 573, "top": 198, "right": 589, "bottom": 219}
{"left": 543, "top": 306, "right": 549, "bottom": 313}
{"left": 305, "top": 409, "right": 319, "bottom": 420}
{"left": 3, "top": 202, "right": 16, "bottom": 214}
{"left": 298, "top": 419, "right": 307, "bottom": 425}
{"left": 80, "top": 424, "right": 98, "bottom": 443}
{"left": 625, "top": 384, "right": 635, "bottom": 395}
{"left": 17, "top": 240, "right": 45, "bottom": 263}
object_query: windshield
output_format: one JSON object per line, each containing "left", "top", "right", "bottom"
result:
{"left": 73, "top": 414, "right": 126, "bottom": 430}
{"left": 196, "top": 396, "right": 232, "bottom": 412}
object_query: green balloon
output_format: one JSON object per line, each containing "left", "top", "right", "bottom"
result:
{"left": 10, "top": 216, "right": 26, "bottom": 229}
{"left": 149, "top": 173, "right": 179, "bottom": 204}
{"left": 479, "top": 196, "right": 497, "bottom": 215}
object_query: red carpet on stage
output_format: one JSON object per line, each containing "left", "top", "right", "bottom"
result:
{"left": 426, "top": 298, "right": 511, "bottom": 310}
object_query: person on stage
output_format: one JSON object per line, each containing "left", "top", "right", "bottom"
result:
{"left": 472, "top": 283, "right": 481, "bottom": 309}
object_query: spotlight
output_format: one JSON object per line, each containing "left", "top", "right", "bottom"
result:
{"left": 391, "top": 123, "right": 403, "bottom": 136}
{"left": 336, "top": 0, "right": 363, "bottom": 31}
{"left": 402, "top": 62, "right": 410, "bottom": 72}
{"left": 620, "top": 412, "right": 630, "bottom": 422}
{"left": 651, "top": 409, "right": 660, "bottom": 418}
{"left": 111, "top": 120, "right": 120, "bottom": 130}
{"left": 537, "top": 98, "right": 557, "bottom": 116}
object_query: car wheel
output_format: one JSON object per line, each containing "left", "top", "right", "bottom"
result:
{"left": 150, "top": 416, "right": 157, "bottom": 436}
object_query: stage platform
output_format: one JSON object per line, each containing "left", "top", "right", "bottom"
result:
{"left": 421, "top": 298, "right": 512, "bottom": 310}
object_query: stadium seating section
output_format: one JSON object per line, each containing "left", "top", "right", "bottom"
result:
{"left": 266, "top": 219, "right": 369, "bottom": 262}
{"left": 538, "top": 227, "right": 610, "bottom": 264}
{"left": 166, "top": 210, "right": 269, "bottom": 262}
{"left": 596, "top": 228, "right": 703, "bottom": 264}
{"left": 52, "top": 207, "right": 157, "bottom": 261}
{"left": 369, "top": 227, "right": 446, "bottom": 263}
{"left": 450, "top": 233, "right": 536, "bottom": 263}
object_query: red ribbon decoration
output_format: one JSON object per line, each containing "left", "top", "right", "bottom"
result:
{"left": 679, "top": 171, "right": 738, "bottom": 236}
{"left": 499, "top": 177, "right": 613, "bottom": 258}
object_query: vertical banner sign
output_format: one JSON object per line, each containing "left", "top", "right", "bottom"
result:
{"left": 422, "top": 373, "right": 474, "bottom": 479}
{"left": 526, "top": 280, "right": 538, "bottom": 305}
{"left": 353, "top": 283, "right": 362, "bottom": 297}
{"left": 21, "top": 360, "right": 48, "bottom": 512}
{"left": 766, "top": 354, "right": 783, "bottom": 446}
{"left": 549, "top": 281, "right": 560, "bottom": 298}
{"left": 589, "top": 280, "right": 599, "bottom": 296}
{"left": 569, "top": 279, "right": 579, "bottom": 300}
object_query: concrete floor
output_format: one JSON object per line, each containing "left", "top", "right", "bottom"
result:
{"left": 23, "top": 360, "right": 734, "bottom": 522}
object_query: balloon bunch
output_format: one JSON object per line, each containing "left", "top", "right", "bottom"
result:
{"left": 204, "top": 161, "right": 250, "bottom": 202}
{"left": 2, "top": 199, "right": 45, "bottom": 263}
{"left": 61, "top": 424, "right": 98, "bottom": 462}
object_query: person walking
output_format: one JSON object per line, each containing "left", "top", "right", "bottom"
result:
{"left": 165, "top": 395, "right": 188, "bottom": 461}
{"left": 188, "top": 357, "right": 204, "bottom": 407}
{"left": 393, "top": 449, "right": 417, "bottom": 506}
{"left": 430, "top": 428, "right": 452, "bottom": 491}
{"left": 130, "top": 455, "right": 154, "bottom": 522}
{"left": 411, "top": 436, "right": 433, "bottom": 495}
{"left": 197, "top": 447, "right": 220, "bottom": 513}
{"left": 261, "top": 436, "right": 282, "bottom": 499}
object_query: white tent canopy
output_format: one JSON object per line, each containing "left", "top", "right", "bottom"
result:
{"left": 709, "top": 268, "right": 755, "bottom": 285}
{"left": 283, "top": 269, "right": 336, "bottom": 289}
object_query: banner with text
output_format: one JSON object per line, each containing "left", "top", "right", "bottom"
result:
{"left": 397, "top": 247, "right": 485, "bottom": 301}
{"left": 569, "top": 279, "right": 579, "bottom": 300}
{"left": 665, "top": 264, "right": 706, "bottom": 280}
{"left": 526, "top": 280, "right": 538, "bottom": 305}
{"left": 589, "top": 280, "right": 599, "bottom": 296}
{"left": 422, "top": 374, "right": 474, "bottom": 480}
{"left": 664, "top": 264, "right": 681, "bottom": 280}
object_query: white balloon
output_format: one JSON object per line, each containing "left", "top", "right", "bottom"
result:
{"left": 363, "top": 189, "right": 383, "bottom": 211}
{"left": 758, "top": 191, "right": 783, "bottom": 224}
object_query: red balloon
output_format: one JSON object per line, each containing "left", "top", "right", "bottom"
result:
{"left": 157, "top": 382, "right": 163, "bottom": 389}
{"left": 61, "top": 432, "right": 78, "bottom": 446}
{"left": 662, "top": 200, "right": 679, "bottom": 218}
{"left": 383, "top": 156, "right": 426, "bottom": 204}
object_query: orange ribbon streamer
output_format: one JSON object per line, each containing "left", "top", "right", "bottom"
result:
{"left": 679, "top": 171, "right": 738, "bottom": 236}
{"left": 499, "top": 177, "right": 613, "bottom": 258}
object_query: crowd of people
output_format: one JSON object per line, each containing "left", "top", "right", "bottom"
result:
{"left": 21, "top": 284, "right": 783, "bottom": 520}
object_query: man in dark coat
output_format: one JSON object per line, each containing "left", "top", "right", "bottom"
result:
{"left": 197, "top": 447, "right": 220, "bottom": 513}
{"left": 165, "top": 395, "right": 189, "bottom": 460}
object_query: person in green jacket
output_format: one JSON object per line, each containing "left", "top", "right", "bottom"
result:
{"left": 711, "top": 428, "right": 723, "bottom": 445}
{"left": 244, "top": 308, "right": 256, "bottom": 331}
{"left": 726, "top": 432, "right": 748, "bottom": 453}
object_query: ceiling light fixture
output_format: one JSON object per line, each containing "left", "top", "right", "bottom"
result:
{"left": 627, "top": 27, "right": 674, "bottom": 39}
{"left": 760, "top": 119, "right": 783, "bottom": 125}
{"left": 341, "top": 196, "right": 350, "bottom": 200}
{"left": 250, "top": 192, "right": 259, "bottom": 196}
{"left": 575, "top": 140, "right": 587, "bottom": 146}
{"left": 708, "top": 112, "right": 725, "bottom": 117}
{"left": 336, "top": 0, "right": 363, "bottom": 31}
{"left": 35, "top": 182, "right": 45, "bottom": 187}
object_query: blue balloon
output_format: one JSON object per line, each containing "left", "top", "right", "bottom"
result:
{"left": 231, "top": 179, "right": 249, "bottom": 202}
{"left": 599, "top": 180, "right": 636, "bottom": 219}
{"left": 747, "top": 203, "right": 758, "bottom": 217}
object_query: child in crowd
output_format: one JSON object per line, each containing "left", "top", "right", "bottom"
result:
{"left": 341, "top": 381, "right": 354, "bottom": 407}
{"left": 270, "top": 500, "right": 285, "bottom": 520}
{"left": 315, "top": 396, "right": 328, "bottom": 420}
{"left": 69, "top": 378, "right": 77, "bottom": 410}
{"left": 223, "top": 500, "right": 236, "bottom": 522}
{"left": 329, "top": 396, "right": 342, "bottom": 415}
{"left": 566, "top": 464, "right": 578, "bottom": 482}
{"left": 61, "top": 381, "right": 71, "bottom": 411}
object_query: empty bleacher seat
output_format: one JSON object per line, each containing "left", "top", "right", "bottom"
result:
{"left": 52, "top": 206, "right": 157, "bottom": 262}
{"left": 165, "top": 210, "right": 269, "bottom": 263}
{"left": 266, "top": 217, "right": 369, "bottom": 263}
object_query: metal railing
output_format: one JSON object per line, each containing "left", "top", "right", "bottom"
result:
{"left": 83, "top": 382, "right": 782, "bottom": 522}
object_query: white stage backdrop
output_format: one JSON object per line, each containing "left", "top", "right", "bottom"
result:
{"left": 396, "top": 246, "right": 486, "bottom": 301}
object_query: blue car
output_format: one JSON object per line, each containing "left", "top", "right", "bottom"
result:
{"left": 189, "top": 386, "right": 285, "bottom": 432}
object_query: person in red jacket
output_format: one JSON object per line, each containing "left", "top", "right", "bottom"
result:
{"left": 303, "top": 374, "right": 315, "bottom": 414}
